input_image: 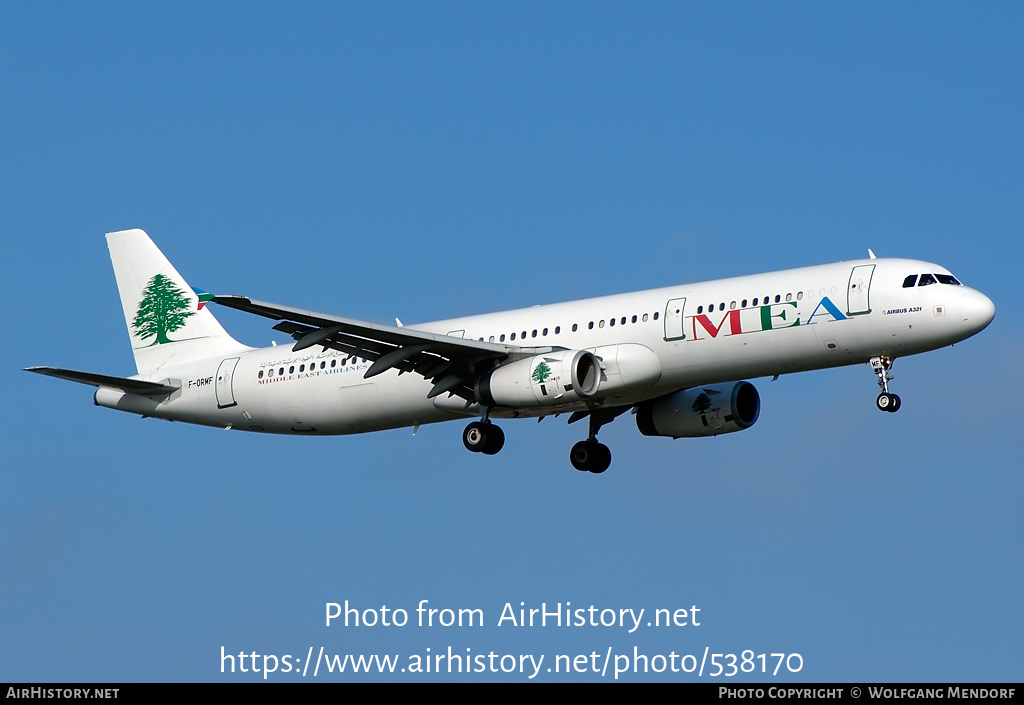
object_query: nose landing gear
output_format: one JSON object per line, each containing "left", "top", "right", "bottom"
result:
{"left": 870, "top": 355, "right": 901, "bottom": 413}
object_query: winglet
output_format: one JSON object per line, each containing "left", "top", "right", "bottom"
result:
{"left": 192, "top": 286, "right": 215, "bottom": 310}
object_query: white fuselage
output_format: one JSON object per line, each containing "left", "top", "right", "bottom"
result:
{"left": 94, "top": 257, "right": 994, "bottom": 435}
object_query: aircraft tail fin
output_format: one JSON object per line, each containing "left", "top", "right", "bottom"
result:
{"left": 106, "top": 229, "right": 249, "bottom": 375}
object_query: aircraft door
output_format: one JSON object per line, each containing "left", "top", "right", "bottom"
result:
{"left": 215, "top": 357, "right": 240, "bottom": 409}
{"left": 847, "top": 265, "right": 875, "bottom": 316}
{"left": 663, "top": 298, "right": 687, "bottom": 341}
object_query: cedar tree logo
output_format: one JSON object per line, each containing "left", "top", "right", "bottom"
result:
{"left": 691, "top": 391, "right": 712, "bottom": 415}
{"left": 532, "top": 360, "right": 553, "bottom": 385}
{"left": 132, "top": 274, "right": 196, "bottom": 345}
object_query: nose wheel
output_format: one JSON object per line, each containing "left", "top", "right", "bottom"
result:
{"left": 876, "top": 392, "right": 901, "bottom": 412}
{"left": 462, "top": 421, "right": 505, "bottom": 455}
{"left": 870, "top": 356, "right": 901, "bottom": 413}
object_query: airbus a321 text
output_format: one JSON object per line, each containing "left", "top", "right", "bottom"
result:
{"left": 27, "top": 229, "right": 995, "bottom": 473}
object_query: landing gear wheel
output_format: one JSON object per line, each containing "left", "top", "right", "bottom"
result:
{"left": 876, "top": 393, "right": 891, "bottom": 411}
{"left": 463, "top": 422, "right": 487, "bottom": 452}
{"left": 463, "top": 422, "right": 505, "bottom": 454}
{"left": 481, "top": 424, "right": 505, "bottom": 455}
{"left": 591, "top": 444, "right": 611, "bottom": 474}
{"left": 876, "top": 393, "right": 901, "bottom": 413}
{"left": 569, "top": 440, "right": 612, "bottom": 473}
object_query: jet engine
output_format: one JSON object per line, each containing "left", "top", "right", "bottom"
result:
{"left": 635, "top": 381, "right": 760, "bottom": 438}
{"left": 476, "top": 350, "right": 601, "bottom": 408}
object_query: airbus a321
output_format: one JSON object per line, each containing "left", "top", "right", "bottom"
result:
{"left": 27, "top": 229, "right": 995, "bottom": 473}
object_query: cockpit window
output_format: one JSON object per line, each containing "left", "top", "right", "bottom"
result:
{"left": 902, "top": 275, "right": 918, "bottom": 288}
{"left": 935, "top": 274, "right": 961, "bottom": 285}
{"left": 918, "top": 274, "right": 937, "bottom": 286}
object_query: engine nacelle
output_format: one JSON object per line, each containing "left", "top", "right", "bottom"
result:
{"left": 476, "top": 350, "right": 601, "bottom": 408}
{"left": 636, "top": 381, "right": 760, "bottom": 438}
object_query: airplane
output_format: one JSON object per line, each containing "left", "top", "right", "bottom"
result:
{"left": 26, "top": 229, "right": 995, "bottom": 473}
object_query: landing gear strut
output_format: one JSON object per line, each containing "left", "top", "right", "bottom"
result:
{"left": 463, "top": 420, "right": 505, "bottom": 455}
{"left": 870, "top": 355, "right": 901, "bottom": 413}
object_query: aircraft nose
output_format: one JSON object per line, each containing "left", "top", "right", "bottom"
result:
{"left": 960, "top": 289, "right": 996, "bottom": 334}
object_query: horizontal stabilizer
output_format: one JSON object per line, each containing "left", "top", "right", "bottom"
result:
{"left": 24, "top": 367, "right": 180, "bottom": 396}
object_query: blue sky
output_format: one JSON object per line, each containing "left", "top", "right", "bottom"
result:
{"left": 2, "top": 2, "right": 1021, "bottom": 682}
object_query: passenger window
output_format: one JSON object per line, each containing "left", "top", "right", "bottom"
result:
{"left": 631, "top": 315, "right": 637, "bottom": 323}
{"left": 697, "top": 306, "right": 703, "bottom": 314}
{"left": 588, "top": 322, "right": 594, "bottom": 329}
{"left": 531, "top": 330, "right": 537, "bottom": 338}
{"left": 918, "top": 274, "right": 937, "bottom": 287}
{"left": 609, "top": 318, "right": 615, "bottom": 326}
{"left": 500, "top": 334, "right": 506, "bottom": 342}
{"left": 902, "top": 275, "right": 918, "bottom": 288}
{"left": 259, "top": 370, "right": 264, "bottom": 379}
{"left": 653, "top": 312, "right": 659, "bottom": 320}
{"left": 572, "top": 324, "right": 578, "bottom": 332}
{"left": 599, "top": 320, "right": 605, "bottom": 328}
{"left": 642, "top": 313, "right": 648, "bottom": 322}
{"left": 510, "top": 332, "right": 516, "bottom": 341}
{"left": 555, "top": 326, "right": 561, "bottom": 334}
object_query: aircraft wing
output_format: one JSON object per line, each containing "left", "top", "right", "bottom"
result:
{"left": 212, "top": 296, "right": 517, "bottom": 401}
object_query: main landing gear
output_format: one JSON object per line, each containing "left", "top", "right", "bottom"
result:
{"left": 870, "top": 355, "right": 901, "bottom": 413}
{"left": 462, "top": 406, "right": 626, "bottom": 473}
{"left": 568, "top": 407, "right": 626, "bottom": 474}
{"left": 569, "top": 439, "right": 611, "bottom": 474}
{"left": 462, "top": 420, "right": 505, "bottom": 455}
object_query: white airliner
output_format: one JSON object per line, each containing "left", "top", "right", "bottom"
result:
{"left": 27, "top": 229, "right": 995, "bottom": 473}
